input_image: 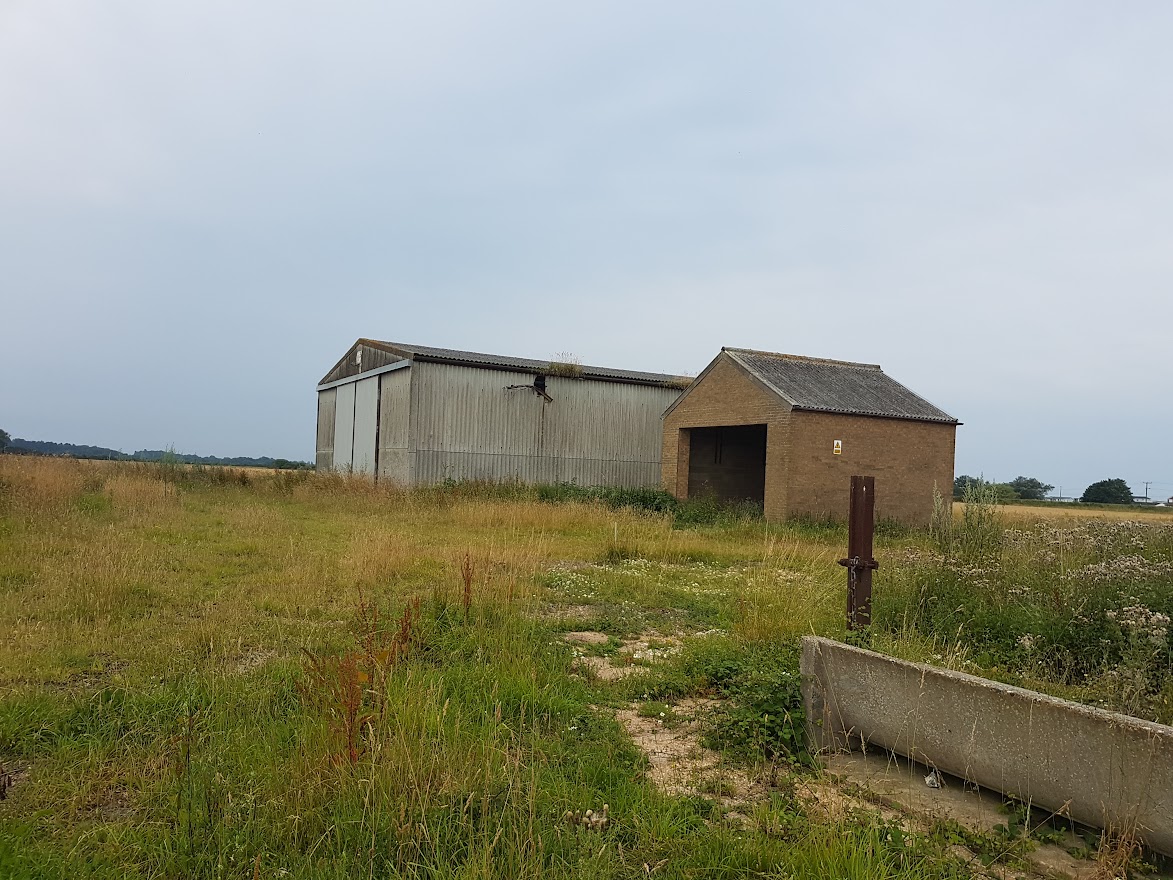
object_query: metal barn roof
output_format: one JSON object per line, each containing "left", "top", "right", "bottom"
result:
{"left": 365, "top": 340, "right": 687, "bottom": 387}
{"left": 723, "top": 348, "right": 960, "bottom": 424}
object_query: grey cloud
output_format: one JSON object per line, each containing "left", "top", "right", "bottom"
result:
{"left": 2, "top": 1, "right": 1170, "bottom": 496}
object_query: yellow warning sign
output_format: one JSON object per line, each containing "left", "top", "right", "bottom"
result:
{"left": 833, "top": 440, "right": 842, "bottom": 455}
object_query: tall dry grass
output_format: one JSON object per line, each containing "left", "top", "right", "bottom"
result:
{"left": 4, "top": 458, "right": 1169, "bottom": 878}
{"left": 0, "top": 459, "right": 753, "bottom": 685}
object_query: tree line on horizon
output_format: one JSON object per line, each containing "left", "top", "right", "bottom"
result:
{"left": 0, "top": 428, "right": 1146, "bottom": 500}
{"left": 954, "top": 474, "right": 1139, "bottom": 505}
{"left": 0, "top": 430, "right": 311, "bottom": 471}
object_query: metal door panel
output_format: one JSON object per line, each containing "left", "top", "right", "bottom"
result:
{"left": 333, "top": 382, "right": 356, "bottom": 471}
{"left": 352, "top": 376, "right": 379, "bottom": 476}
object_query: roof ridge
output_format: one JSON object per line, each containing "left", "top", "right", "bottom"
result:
{"left": 720, "top": 347, "right": 959, "bottom": 424}
{"left": 366, "top": 339, "right": 689, "bottom": 384}
{"left": 722, "top": 347, "right": 881, "bottom": 371}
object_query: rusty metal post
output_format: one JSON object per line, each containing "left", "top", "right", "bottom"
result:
{"left": 838, "top": 475, "right": 879, "bottom": 631}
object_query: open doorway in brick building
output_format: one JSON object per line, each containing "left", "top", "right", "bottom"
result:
{"left": 686, "top": 425, "right": 767, "bottom": 503}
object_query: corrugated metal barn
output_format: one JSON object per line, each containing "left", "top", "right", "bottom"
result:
{"left": 662, "top": 348, "right": 960, "bottom": 524}
{"left": 316, "top": 339, "right": 686, "bottom": 487}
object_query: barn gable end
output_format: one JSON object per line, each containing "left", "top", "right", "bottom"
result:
{"left": 663, "top": 348, "right": 959, "bottom": 525}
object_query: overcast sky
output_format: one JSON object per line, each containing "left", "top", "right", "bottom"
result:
{"left": 2, "top": 2, "right": 1170, "bottom": 498}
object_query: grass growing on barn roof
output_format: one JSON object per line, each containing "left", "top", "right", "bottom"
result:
{"left": 543, "top": 351, "right": 585, "bottom": 378}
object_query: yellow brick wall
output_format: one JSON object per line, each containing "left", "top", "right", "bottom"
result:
{"left": 787, "top": 411, "right": 955, "bottom": 525}
{"left": 662, "top": 354, "right": 792, "bottom": 519}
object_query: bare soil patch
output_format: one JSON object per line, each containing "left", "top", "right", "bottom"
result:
{"left": 562, "top": 630, "right": 682, "bottom": 681}
{"left": 613, "top": 695, "right": 900, "bottom": 831}
{"left": 233, "top": 647, "right": 278, "bottom": 675}
{"left": 534, "top": 602, "right": 599, "bottom": 623}
{"left": 85, "top": 784, "right": 136, "bottom": 821}
{"left": 563, "top": 631, "right": 610, "bottom": 646}
{"left": 0, "top": 761, "right": 29, "bottom": 801}
{"left": 615, "top": 697, "right": 763, "bottom": 810}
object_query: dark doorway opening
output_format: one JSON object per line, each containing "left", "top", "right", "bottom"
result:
{"left": 686, "top": 425, "right": 767, "bottom": 504}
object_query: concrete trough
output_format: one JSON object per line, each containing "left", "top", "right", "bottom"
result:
{"left": 801, "top": 635, "right": 1173, "bottom": 856}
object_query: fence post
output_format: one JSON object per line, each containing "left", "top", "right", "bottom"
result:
{"left": 838, "top": 475, "right": 878, "bottom": 631}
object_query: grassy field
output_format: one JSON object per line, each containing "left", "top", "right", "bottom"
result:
{"left": 0, "top": 458, "right": 1170, "bottom": 878}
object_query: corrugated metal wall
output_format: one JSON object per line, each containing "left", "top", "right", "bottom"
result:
{"left": 317, "top": 363, "right": 411, "bottom": 477}
{"left": 378, "top": 368, "right": 412, "bottom": 484}
{"left": 332, "top": 382, "right": 356, "bottom": 471}
{"left": 316, "top": 388, "right": 337, "bottom": 470}
{"left": 352, "top": 376, "right": 379, "bottom": 475}
{"left": 411, "top": 362, "right": 678, "bottom": 487}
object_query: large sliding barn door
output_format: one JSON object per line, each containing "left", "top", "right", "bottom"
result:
{"left": 332, "top": 382, "right": 356, "bottom": 471}
{"left": 352, "top": 376, "right": 379, "bottom": 476}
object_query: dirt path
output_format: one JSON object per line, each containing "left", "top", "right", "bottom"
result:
{"left": 561, "top": 631, "right": 874, "bottom": 824}
{"left": 557, "top": 629, "right": 1099, "bottom": 879}
{"left": 615, "top": 697, "right": 764, "bottom": 811}
{"left": 564, "top": 630, "right": 682, "bottom": 682}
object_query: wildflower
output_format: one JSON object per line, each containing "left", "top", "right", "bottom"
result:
{"left": 1110, "top": 604, "right": 1170, "bottom": 649}
{"left": 1065, "top": 556, "right": 1173, "bottom": 584}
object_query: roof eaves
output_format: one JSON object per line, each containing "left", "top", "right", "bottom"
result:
{"left": 850, "top": 369, "right": 960, "bottom": 424}
{"left": 791, "top": 404, "right": 960, "bottom": 425}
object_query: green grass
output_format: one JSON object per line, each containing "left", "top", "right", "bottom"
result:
{"left": 1, "top": 458, "right": 1169, "bottom": 877}
{"left": 876, "top": 494, "right": 1173, "bottom": 723}
{"left": 0, "top": 587, "right": 963, "bottom": 879}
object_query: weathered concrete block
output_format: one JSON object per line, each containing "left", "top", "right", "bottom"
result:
{"left": 801, "top": 636, "right": 1173, "bottom": 856}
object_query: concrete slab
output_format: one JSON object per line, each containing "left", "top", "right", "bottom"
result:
{"left": 823, "top": 750, "right": 1098, "bottom": 880}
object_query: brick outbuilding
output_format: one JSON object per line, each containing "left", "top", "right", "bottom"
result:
{"left": 662, "top": 348, "right": 960, "bottom": 525}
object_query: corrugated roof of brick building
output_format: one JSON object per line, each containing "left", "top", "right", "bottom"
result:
{"left": 721, "top": 347, "right": 959, "bottom": 424}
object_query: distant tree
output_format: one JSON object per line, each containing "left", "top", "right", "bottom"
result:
{"left": 989, "top": 483, "right": 1020, "bottom": 503}
{"left": 1008, "top": 476, "right": 1054, "bottom": 501}
{"left": 1081, "top": 479, "right": 1133, "bottom": 505}
{"left": 953, "top": 474, "right": 981, "bottom": 499}
{"left": 953, "top": 475, "right": 1020, "bottom": 504}
{"left": 0, "top": 428, "right": 9, "bottom": 450}
{"left": 272, "top": 459, "right": 312, "bottom": 470}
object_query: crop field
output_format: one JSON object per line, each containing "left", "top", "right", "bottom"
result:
{"left": 1, "top": 457, "right": 1171, "bottom": 879}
